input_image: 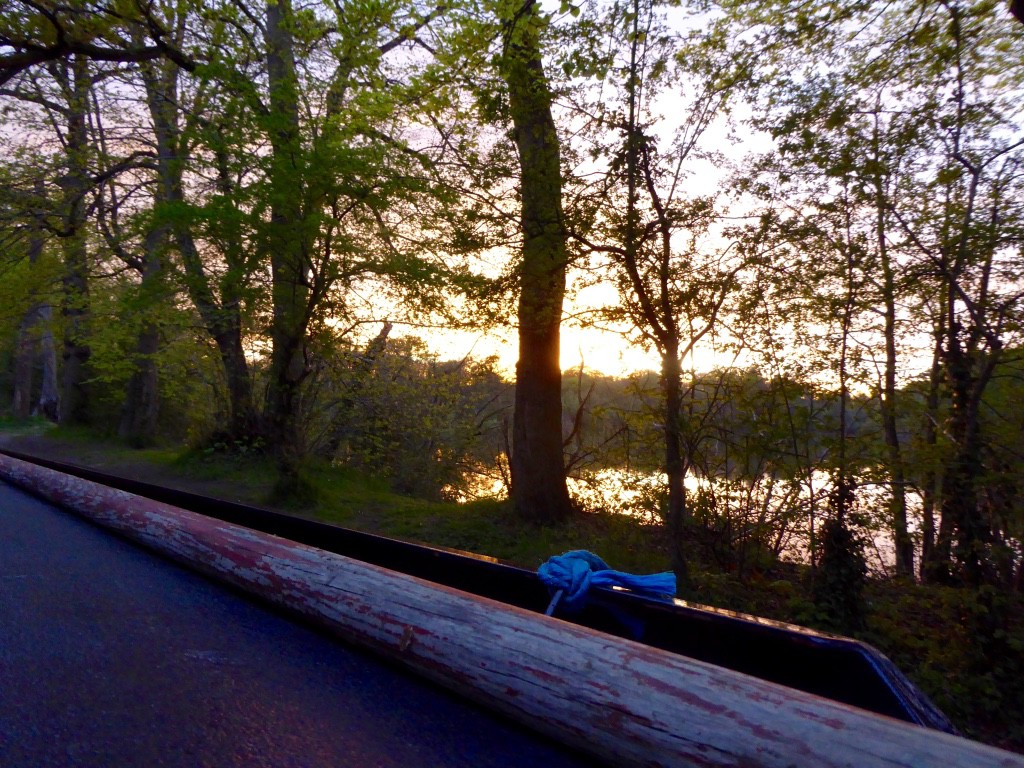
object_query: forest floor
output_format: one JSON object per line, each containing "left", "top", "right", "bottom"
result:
{"left": 1, "top": 424, "right": 1022, "bottom": 755}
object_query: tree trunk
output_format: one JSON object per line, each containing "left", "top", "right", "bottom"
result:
{"left": 928, "top": 10, "right": 1001, "bottom": 587}
{"left": 141, "top": 51, "right": 257, "bottom": 440}
{"left": 118, "top": 323, "right": 161, "bottom": 445}
{"left": 13, "top": 204, "right": 51, "bottom": 421}
{"left": 60, "top": 237, "right": 90, "bottom": 426}
{"left": 662, "top": 344, "right": 692, "bottom": 588}
{"left": 12, "top": 200, "right": 44, "bottom": 419}
{"left": 919, "top": 323, "right": 944, "bottom": 582}
{"left": 874, "top": 170, "right": 913, "bottom": 577}
{"left": 176, "top": 232, "right": 257, "bottom": 439}
{"left": 36, "top": 306, "right": 59, "bottom": 421}
{"left": 219, "top": 330, "right": 257, "bottom": 437}
{"left": 940, "top": 330, "right": 996, "bottom": 587}
{"left": 264, "top": 0, "right": 312, "bottom": 482}
{"left": 119, "top": 229, "right": 165, "bottom": 446}
{"left": 501, "top": 0, "right": 572, "bottom": 524}
{"left": 117, "top": 56, "right": 180, "bottom": 447}
{"left": 12, "top": 309, "right": 37, "bottom": 419}
{"left": 57, "top": 55, "right": 93, "bottom": 427}
{"left": 881, "top": 345, "right": 913, "bottom": 577}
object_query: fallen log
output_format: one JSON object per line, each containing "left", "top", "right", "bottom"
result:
{"left": 1, "top": 453, "right": 1021, "bottom": 768}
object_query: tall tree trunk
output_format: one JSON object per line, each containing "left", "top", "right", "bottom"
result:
{"left": 834, "top": 188, "right": 860, "bottom": 529}
{"left": 36, "top": 306, "right": 59, "bottom": 421}
{"left": 57, "top": 55, "right": 93, "bottom": 426}
{"left": 881, "top": 314, "right": 913, "bottom": 576}
{"left": 12, "top": 311, "right": 37, "bottom": 419}
{"left": 12, "top": 206, "right": 48, "bottom": 419}
{"left": 919, "top": 318, "right": 945, "bottom": 582}
{"left": 12, "top": 236, "right": 40, "bottom": 419}
{"left": 176, "top": 229, "right": 257, "bottom": 439}
{"left": 501, "top": 0, "right": 572, "bottom": 523}
{"left": 119, "top": 228, "right": 164, "bottom": 446}
{"left": 930, "top": 5, "right": 1000, "bottom": 587}
{"left": 60, "top": 232, "right": 90, "bottom": 426}
{"left": 264, "top": 0, "right": 312, "bottom": 481}
{"left": 662, "top": 342, "right": 692, "bottom": 588}
{"left": 141, "top": 50, "right": 257, "bottom": 440}
{"left": 118, "top": 322, "right": 161, "bottom": 445}
{"left": 210, "top": 142, "right": 259, "bottom": 439}
{"left": 617, "top": 0, "right": 691, "bottom": 585}
{"left": 874, "top": 165, "right": 913, "bottom": 577}
{"left": 117, "top": 53, "right": 177, "bottom": 447}
{"left": 940, "top": 328, "right": 997, "bottom": 586}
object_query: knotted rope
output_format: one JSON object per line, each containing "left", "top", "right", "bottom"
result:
{"left": 537, "top": 550, "right": 676, "bottom": 613}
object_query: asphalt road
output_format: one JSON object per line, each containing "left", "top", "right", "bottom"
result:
{"left": 0, "top": 482, "right": 594, "bottom": 768}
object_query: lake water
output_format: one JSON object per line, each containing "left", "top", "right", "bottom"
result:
{"left": 455, "top": 464, "right": 917, "bottom": 575}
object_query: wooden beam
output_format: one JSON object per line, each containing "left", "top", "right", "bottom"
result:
{"left": 1, "top": 454, "right": 1021, "bottom": 768}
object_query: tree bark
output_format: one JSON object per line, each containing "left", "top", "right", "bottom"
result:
{"left": 36, "top": 306, "right": 59, "bottom": 421}
{"left": 616, "top": 0, "right": 692, "bottom": 586}
{"left": 919, "top": 320, "right": 944, "bottom": 582}
{"left": 940, "top": 327, "right": 998, "bottom": 587}
{"left": 118, "top": 322, "right": 161, "bottom": 445}
{"left": 929, "top": 3, "right": 1002, "bottom": 587}
{"left": 662, "top": 343, "right": 692, "bottom": 587}
{"left": 874, "top": 168, "right": 913, "bottom": 577}
{"left": 57, "top": 55, "right": 93, "bottom": 426}
{"left": 501, "top": 0, "right": 573, "bottom": 523}
{"left": 140, "top": 47, "right": 257, "bottom": 440}
{"left": 176, "top": 232, "right": 257, "bottom": 439}
{"left": 264, "top": 0, "right": 313, "bottom": 481}
{"left": 12, "top": 207, "right": 51, "bottom": 419}
{"left": 12, "top": 311, "right": 37, "bottom": 419}
{"left": 119, "top": 228, "right": 164, "bottom": 446}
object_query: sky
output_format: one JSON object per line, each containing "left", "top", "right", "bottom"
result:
{"left": 402, "top": 0, "right": 781, "bottom": 381}
{"left": 396, "top": 275, "right": 735, "bottom": 379}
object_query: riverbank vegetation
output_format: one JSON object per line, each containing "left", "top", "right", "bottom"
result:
{"left": 2, "top": 0, "right": 1022, "bottom": 752}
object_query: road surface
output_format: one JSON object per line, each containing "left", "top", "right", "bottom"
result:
{"left": 0, "top": 481, "right": 593, "bottom": 767}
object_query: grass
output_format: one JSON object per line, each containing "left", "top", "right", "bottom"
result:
{"left": 0, "top": 414, "right": 53, "bottom": 436}
{"left": 117, "top": 440, "right": 676, "bottom": 573}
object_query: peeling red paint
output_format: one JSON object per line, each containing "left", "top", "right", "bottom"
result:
{"left": 795, "top": 708, "right": 848, "bottom": 730}
{"left": 508, "top": 662, "right": 565, "bottom": 686}
{"left": 632, "top": 670, "right": 728, "bottom": 717}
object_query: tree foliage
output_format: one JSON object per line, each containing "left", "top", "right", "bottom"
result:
{"left": 1, "top": 0, "right": 1023, "bottom": 593}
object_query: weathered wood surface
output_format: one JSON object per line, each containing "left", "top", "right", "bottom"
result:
{"left": 2, "top": 453, "right": 1022, "bottom": 768}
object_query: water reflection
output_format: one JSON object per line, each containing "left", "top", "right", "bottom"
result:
{"left": 453, "top": 463, "right": 918, "bottom": 575}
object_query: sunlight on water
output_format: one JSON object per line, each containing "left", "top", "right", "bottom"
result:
{"left": 449, "top": 461, "right": 939, "bottom": 576}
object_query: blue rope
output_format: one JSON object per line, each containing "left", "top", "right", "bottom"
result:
{"left": 537, "top": 550, "right": 676, "bottom": 613}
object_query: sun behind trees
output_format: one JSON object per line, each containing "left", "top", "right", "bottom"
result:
{"left": 1, "top": 1, "right": 1023, "bottom": 606}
